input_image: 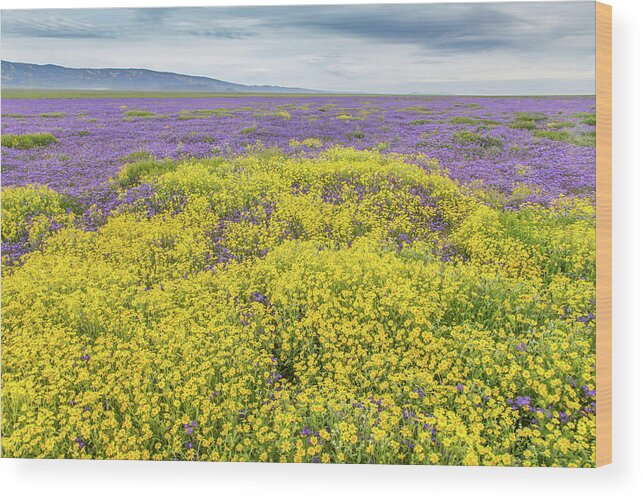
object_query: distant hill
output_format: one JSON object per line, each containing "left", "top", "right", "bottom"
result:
{"left": 1, "top": 61, "right": 319, "bottom": 93}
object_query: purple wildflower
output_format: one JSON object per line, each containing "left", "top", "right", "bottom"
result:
{"left": 515, "top": 396, "right": 531, "bottom": 408}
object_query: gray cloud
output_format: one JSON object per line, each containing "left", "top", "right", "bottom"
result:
{"left": 246, "top": 4, "right": 523, "bottom": 52}
{"left": 227, "top": 2, "right": 594, "bottom": 54}
{"left": 1, "top": 10, "right": 117, "bottom": 39}
{"left": 186, "top": 29, "right": 256, "bottom": 39}
{"left": 0, "top": 8, "right": 259, "bottom": 40}
{"left": 0, "top": 2, "right": 596, "bottom": 94}
{"left": 1, "top": 3, "right": 595, "bottom": 52}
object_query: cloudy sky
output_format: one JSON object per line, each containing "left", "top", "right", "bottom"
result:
{"left": 1, "top": 2, "right": 596, "bottom": 94}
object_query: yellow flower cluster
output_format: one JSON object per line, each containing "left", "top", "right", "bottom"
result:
{"left": 1, "top": 147, "right": 596, "bottom": 465}
{"left": 1, "top": 185, "right": 76, "bottom": 254}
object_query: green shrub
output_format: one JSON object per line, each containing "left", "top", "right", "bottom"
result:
{"left": 178, "top": 109, "right": 233, "bottom": 120}
{"left": 533, "top": 129, "right": 596, "bottom": 147}
{"left": 346, "top": 129, "right": 365, "bottom": 139}
{"left": 117, "top": 158, "right": 177, "bottom": 187}
{"left": 450, "top": 116, "right": 477, "bottom": 124}
{"left": 121, "top": 150, "right": 155, "bottom": 163}
{"left": 582, "top": 115, "right": 596, "bottom": 126}
{"left": 573, "top": 112, "right": 596, "bottom": 125}
{"left": 510, "top": 119, "right": 537, "bottom": 130}
{"left": 240, "top": 125, "right": 258, "bottom": 134}
{"left": 546, "top": 121, "right": 575, "bottom": 129}
{"left": 515, "top": 112, "right": 547, "bottom": 121}
{"left": 453, "top": 130, "right": 503, "bottom": 151}
{"left": 123, "top": 110, "right": 157, "bottom": 118}
{"left": 453, "top": 130, "right": 482, "bottom": 144}
{"left": 1, "top": 133, "right": 58, "bottom": 149}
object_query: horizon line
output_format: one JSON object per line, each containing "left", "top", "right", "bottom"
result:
{"left": 1, "top": 60, "right": 595, "bottom": 98}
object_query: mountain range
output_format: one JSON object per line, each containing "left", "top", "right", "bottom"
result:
{"left": 1, "top": 61, "right": 318, "bottom": 93}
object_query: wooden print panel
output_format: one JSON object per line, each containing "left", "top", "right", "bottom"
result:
{"left": 0, "top": 2, "right": 611, "bottom": 467}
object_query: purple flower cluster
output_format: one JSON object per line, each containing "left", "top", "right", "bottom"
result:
{"left": 2, "top": 96, "right": 595, "bottom": 202}
{"left": 515, "top": 342, "right": 528, "bottom": 352}
{"left": 1, "top": 95, "right": 595, "bottom": 268}
{"left": 515, "top": 395, "right": 531, "bottom": 407}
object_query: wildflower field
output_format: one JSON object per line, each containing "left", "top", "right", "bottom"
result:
{"left": 1, "top": 95, "right": 596, "bottom": 466}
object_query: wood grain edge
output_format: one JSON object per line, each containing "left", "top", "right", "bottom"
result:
{"left": 596, "top": 1, "right": 612, "bottom": 468}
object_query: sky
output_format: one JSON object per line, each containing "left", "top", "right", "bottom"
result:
{"left": 0, "top": 2, "right": 596, "bottom": 95}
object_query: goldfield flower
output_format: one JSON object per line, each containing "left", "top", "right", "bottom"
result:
{"left": 1, "top": 96, "right": 596, "bottom": 466}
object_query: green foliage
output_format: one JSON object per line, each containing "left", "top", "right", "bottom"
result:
{"left": 573, "top": 112, "right": 596, "bottom": 125}
{"left": 116, "top": 158, "right": 177, "bottom": 187}
{"left": 453, "top": 130, "right": 503, "bottom": 149}
{"left": 510, "top": 119, "right": 537, "bottom": 130}
{"left": 450, "top": 116, "right": 477, "bottom": 124}
{"left": 398, "top": 106, "right": 434, "bottom": 114}
{"left": 290, "top": 138, "right": 324, "bottom": 149}
{"left": 240, "top": 124, "right": 258, "bottom": 134}
{"left": 123, "top": 109, "right": 157, "bottom": 118}
{"left": 1, "top": 132, "right": 58, "bottom": 149}
{"left": 453, "top": 130, "right": 482, "bottom": 144}
{"left": 121, "top": 150, "right": 155, "bottom": 163}
{"left": 582, "top": 115, "right": 596, "bottom": 126}
{"left": 515, "top": 112, "right": 547, "bottom": 121}
{"left": 408, "top": 119, "right": 433, "bottom": 125}
{"left": 178, "top": 109, "right": 233, "bottom": 120}
{"left": 509, "top": 112, "right": 548, "bottom": 131}
{"left": 533, "top": 130, "right": 596, "bottom": 147}
{"left": 346, "top": 129, "right": 365, "bottom": 139}
{"left": 546, "top": 121, "right": 575, "bottom": 129}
